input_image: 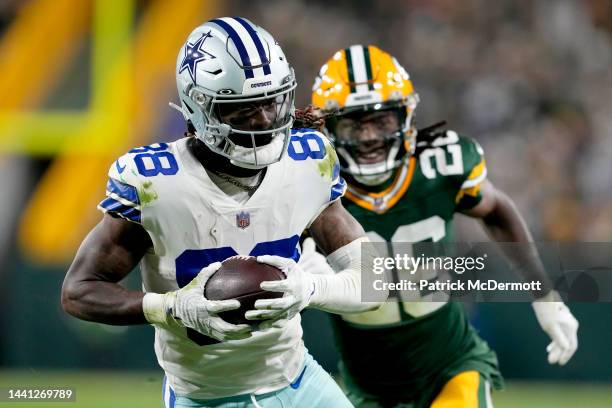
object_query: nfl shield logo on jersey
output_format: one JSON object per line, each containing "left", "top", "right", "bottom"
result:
{"left": 374, "top": 197, "right": 386, "bottom": 211}
{"left": 236, "top": 211, "right": 250, "bottom": 229}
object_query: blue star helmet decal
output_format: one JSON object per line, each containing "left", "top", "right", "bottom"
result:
{"left": 179, "top": 31, "right": 216, "bottom": 83}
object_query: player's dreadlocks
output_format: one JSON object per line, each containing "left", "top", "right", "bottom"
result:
{"left": 293, "top": 105, "right": 326, "bottom": 132}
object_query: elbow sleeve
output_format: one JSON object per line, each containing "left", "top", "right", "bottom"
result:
{"left": 309, "top": 237, "right": 388, "bottom": 313}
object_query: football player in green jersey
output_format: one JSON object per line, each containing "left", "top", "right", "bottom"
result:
{"left": 301, "top": 45, "right": 580, "bottom": 408}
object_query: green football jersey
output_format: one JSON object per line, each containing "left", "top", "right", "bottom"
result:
{"left": 334, "top": 131, "right": 503, "bottom": 405}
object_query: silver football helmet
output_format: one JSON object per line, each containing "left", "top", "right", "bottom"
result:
{"left": 173, "top": 17, "right": 296, "bottom": 169}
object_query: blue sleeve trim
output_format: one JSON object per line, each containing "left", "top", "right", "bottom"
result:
{"left": 330, "top": 177, "right": 347, "bottom": 202}
{"left": 332, "top": 161, "right": 340, "bottom": 180}
{"left": 98, "top": 197, "right": 141, "bottom": 223}
{"left": 107, "top": 178, "right": 139, "bottom": 205}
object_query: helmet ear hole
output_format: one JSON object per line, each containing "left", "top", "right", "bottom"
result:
{"left": 195, "top": 95, "right": 206, "bottom": 106}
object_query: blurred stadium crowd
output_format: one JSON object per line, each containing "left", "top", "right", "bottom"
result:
{"left": 235, "top": 0, "right": 612, "bottom": 242}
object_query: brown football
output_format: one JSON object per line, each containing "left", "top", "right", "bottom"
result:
{"left": 204, "top": 255, "right": 286, "bottom": 325}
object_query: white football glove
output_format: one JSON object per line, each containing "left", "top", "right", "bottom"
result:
{"left": 142, "top": 262, "right": 252, "bottom": 342}
{"left": 244, "top": 255, "right": 316, "bottom": 328}
{"left": 297, "top": 237, "right": 335, "bottom": 275}
{"left": 532, "top": 290, "right": 579, "bottom": 366}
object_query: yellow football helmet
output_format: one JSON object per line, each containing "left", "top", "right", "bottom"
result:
{"left": 312, "top": 45, "right": 419, "bottom": 185}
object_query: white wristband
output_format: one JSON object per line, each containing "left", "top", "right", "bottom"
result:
{"left": 142, "top": 292, "right": 171, "bottom": 325}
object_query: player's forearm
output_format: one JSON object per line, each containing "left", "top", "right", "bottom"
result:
{"left": 61, "top": 279, "right": 147, "bottom": 325}
{"left": 309, "top": 271, "right": 377, "bottom": 313}
{"left": 309, "top": 237, "right": 387, "bottom": 313}
{"left": 481, "top": 190, "right": 552, "bottom": 297}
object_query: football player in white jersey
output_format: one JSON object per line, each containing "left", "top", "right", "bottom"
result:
{"left": 61, "top": 17, "right": 386, "bottom": 408}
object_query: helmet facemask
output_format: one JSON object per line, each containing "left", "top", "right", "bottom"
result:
{"left": 178, "top": 75, "right": 296, "bottom": 170}
{"left": 327, "top": 94, "right": 418, "bottom": 186}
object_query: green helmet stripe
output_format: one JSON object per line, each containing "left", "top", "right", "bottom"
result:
{"left": 363, "top": 45, "right": 375, "bottom": 91}
{"left": 344, "top": 47, "right": 357, "bottom": 93}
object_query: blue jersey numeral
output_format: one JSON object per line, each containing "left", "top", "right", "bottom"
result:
{"left": 130, "top": 143, "right": 179, "bottom": 177}
{"left": 175, "top": 235, "right": 300, "bottom": 288}
{"left": 288, "top": 132, "right": 326, "bottom": 161}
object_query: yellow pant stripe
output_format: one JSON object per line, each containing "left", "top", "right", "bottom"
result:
{"left": 430, "top": 371, "right": 484, "bottom": 408}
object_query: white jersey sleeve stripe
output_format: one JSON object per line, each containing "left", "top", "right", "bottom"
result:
{"left": 461, "top": 167, "right": 487, "bottom": 189}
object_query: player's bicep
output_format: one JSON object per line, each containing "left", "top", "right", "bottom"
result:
{"left": 308, "top": 200, "right": 366, "bottom": 255}
{"left": 460, "top": 179, "right": 498, "bottom": 218}
{"left": 66, "top": 214, "right": 152, "bottom": 285}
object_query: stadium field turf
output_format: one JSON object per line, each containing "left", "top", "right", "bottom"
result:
{"left": 0, "top": 370, "right": 610, "bottom": 407}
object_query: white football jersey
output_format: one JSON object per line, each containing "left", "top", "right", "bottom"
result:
{"left": 98, "top": 129, "right": 346, "bottom": 399}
